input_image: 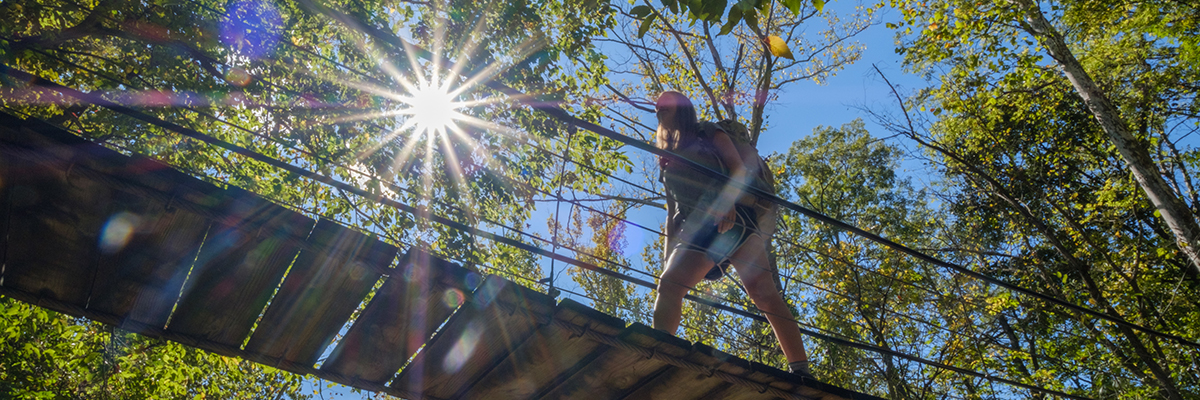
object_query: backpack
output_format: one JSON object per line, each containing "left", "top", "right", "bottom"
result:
{"left": 699, "top": 120, "right": 777, "bottom": 213}
{"left": 691, "top": 118, "right": 782, "bottom": 279}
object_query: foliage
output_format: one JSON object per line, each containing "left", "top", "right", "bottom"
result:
{"left": 773, "top": 120, "right": 972, "bottom": 398}
{"left": 631, "top": 0, "right": 827, "bottom": 42}
{"left": 876, "top": 0, "right": 1200, "bottom": 398}
{"left": 0, "top": 0, "right": 619, "bottom": 394}
{"left": 602, "top": 0, "right": 872, "bottom": 148}
{"left": 0, "top": 0, "right": 620, "bottom": 277}
{"left": 0, "top": 297, "right": 308, "bottom": 399}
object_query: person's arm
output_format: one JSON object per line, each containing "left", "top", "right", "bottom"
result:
{"left": 712, "top": 131, "right": 746, "bottom": 178}
{"left": 711, "top": 130, "right": 747, "bottom": 233}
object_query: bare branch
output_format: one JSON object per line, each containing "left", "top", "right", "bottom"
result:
{"left": 655, "top": 4, "right": 724, "bottom": 119}
{"left": 703, "top": 22, "right": 736, "bottom": 119}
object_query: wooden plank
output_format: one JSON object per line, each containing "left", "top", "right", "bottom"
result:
{"left": 391, "top": 275, "right": 555, "bottom": 398}
{"left": 166, "top": 187, "right": 315, "bottom": 349}
{"left": 0, "top": 124, "right": 111, "bottom": 313}
{"left": 741, "top": 359, "right": 876, "bottom": 400}
{"left": 689, "top": 343, "right": 784, "bottom": 400}
{"left": 243, "top": 219, "right": 396, "bottom": 366}
{"left": 1, "top": 113, "right": 230, "bottom": 330}
{"left": 84, "top": 187, "right": 211, "bottom": 331}
{"left": 319, "top": 247, "right": 476, "bottom": 385}
{"left": 82, "top": 143, "right": 233, "bottom": 331}
{"left": 608, "top": 323, "right": 735, "bottom": 400}
{"left": 535, "top": 323, "right": 681, "bottom": 400}
{"left": 460, "top": 298, "right": 627, "bottom": 399}
{"left": 693, "top": 343, "right": 879, "bottom": 400}
{"left": 0, "top": 155, "right": 9, "bottom": 283}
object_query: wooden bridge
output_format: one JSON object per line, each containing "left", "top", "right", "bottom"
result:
{"left": 0, "top": 112, "right": 881, "bottom": 400}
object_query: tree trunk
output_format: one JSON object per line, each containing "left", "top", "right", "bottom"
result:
{"left": 1015, "top": 0, "right": 1200, "bottom": 277}
{"left": 911, "top": 129, "right": 1187, "bottom": 400}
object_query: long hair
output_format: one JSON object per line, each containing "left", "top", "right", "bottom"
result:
{"left": 655, "top": 91, "right": 700, "bottom": 151}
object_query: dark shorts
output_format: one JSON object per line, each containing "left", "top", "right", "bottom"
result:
{"left": 671, "top": 205, "right": 760, "bottom": 271}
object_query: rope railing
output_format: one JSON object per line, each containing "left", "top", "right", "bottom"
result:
{"left": 2, "top": 2, "right": 1174, "bottom": 395}
{"left": 311, "top": 3, "right": 1200, "bottom": 353}
{"left": 2, "top": 11, "right": 1144, "bottom": 394}
{"left": 1, "top": 66, "right": 1104, "bottom": 400}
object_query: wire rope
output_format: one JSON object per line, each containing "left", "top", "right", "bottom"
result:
{"left": 328, "top": 14, "right": 1200, "bottom": 352}
{"left": 17, "top": 45, "right": 1129, "bottom": 386}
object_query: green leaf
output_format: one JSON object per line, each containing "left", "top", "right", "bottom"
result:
{"left": 812, "top": 0, "right": 824, "bottom": 12}
{"left": 743, "top": 11, "right": 759, "bottom": 32}
{"left": 663, "top": 0, "right": 679, "bottom": 14}
{"left": 782, "top": 0, "right": 802, "bottom": 15}
{"left": 767, "top": 35, "right": 794, "bottom": 59}
{"left": 719, "top": 6, "right": 743, "bottom": 35}
{"left": 705, "top": 0, "right": 728, "bottom": 22}
{"left": 637, "top": 13, "right": 656, "bottom": 38}
{"left": 630, "top": 5, "right": 652, "bottom": 18}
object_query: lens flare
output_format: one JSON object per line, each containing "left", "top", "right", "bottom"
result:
{"left": 442, "top": 288, "right": 465, "bottom": 308}
{"left": 443, "top": 322, "right": 481, "bottom": 373}
{"left": 99, "top": 212, "right": 141, "bottom": 254}
{"left": 220, "top": 0, "right": 283, "bottom": 59}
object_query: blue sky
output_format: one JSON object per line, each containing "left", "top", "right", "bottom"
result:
{"left": 300, "top": 3, "right": 926, "bottom": 398}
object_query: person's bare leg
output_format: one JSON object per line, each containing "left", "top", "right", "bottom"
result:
{"left": 653, "top": 249, "right": 715, "bottom": 334}
{"left": 728, "top": 235, "right": 808, "bottom": 363}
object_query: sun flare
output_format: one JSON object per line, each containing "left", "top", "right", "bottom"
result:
{"left": 401, "top": 80, "right": 462, "bottom": 135}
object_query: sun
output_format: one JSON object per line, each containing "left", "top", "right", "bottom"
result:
{"left": 400, "top": 79, "right": 462, "bottom": 135}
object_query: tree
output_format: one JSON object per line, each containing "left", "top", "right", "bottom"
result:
{"left": 885, "top": 0, "right": 1200, "bottom": 275}
{"left": 602, "top": 0, "right": 871, "bottom": 145}
{"left": 772, "top": 120, "right": 981, "bottom": 399}
{"left": 1, "top": 0, "right": 620, "bottom": 392}
{"left": 575, "top": 0, "right": 874, "bottom": 368}
{"left": 879, "top": 0, "right": 1200, "bottom": 397}
{"left": 1, "top": 297, "right": 309, "bottom": 399}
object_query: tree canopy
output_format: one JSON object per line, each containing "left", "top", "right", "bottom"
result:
{"left": 2, "top": 0, "right": 1199, "bottom": 399}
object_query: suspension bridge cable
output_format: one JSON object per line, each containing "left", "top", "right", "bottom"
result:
{"left": 26, "top": 39, "right": 1125, "bottom": 380}
{"left": 9, "top": 3, "right": 1147, "bottom": 389}
{"left": 77, "top": 7, "right": 1180, "bottom": 365}
{"left": 26, "top": 48, "right": 682, "bottom": 304}
{"left": 5, "top": 67, "right": 1106, "bottom": 400}
{"left": 25, "top": 50, "right": 649, "bottom": 279}
{"left": 328, "top": 10, "right": 1200, "bottom": 352}
{"left": 30, "top": 48, "right": 1119, "bottom": 374}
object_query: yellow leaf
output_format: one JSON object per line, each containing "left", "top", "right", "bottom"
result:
{"left": 766, "top": 35, "right": 794, "bottom": 60}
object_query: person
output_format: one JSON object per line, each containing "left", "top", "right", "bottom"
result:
{"left": 653, "top": 91, "right": 812, "bottom": 378}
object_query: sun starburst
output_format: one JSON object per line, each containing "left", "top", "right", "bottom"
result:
{"left": 398, "top": 76, "right": 463, "bottom": 136}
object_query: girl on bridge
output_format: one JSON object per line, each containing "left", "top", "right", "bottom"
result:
{"left": 652, "top": 91, "right": 812, "bottom": 378}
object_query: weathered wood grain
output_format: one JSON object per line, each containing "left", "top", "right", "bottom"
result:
{"left": 535, "top": 323, "right": 681, "bottom": 400}
{"left": 0, "top": 121, "right": 111, "bottom": 314}
{"left": 166, "top": 188, "right": 315, "bottom": 348}
{"left": 243, "top": 219, "right": 396, "bottom": 366}
{"left": 85, "top": 188, "right": 210, "bottom": 330}
{"left": 320, "top": 247, "right": 476, "bottom": 385}
{"left": 460, "top": 299, "right": 627, "bottom": 399}
{"left": 391, "top": 275, "right": 556, "bottom": 398}
{"left": 610, "top": 323, "right": 735, "bottom": 400}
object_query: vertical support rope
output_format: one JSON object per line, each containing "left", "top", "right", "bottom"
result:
{"left": 548, "top": 127, "right": 578, "bottom": 297}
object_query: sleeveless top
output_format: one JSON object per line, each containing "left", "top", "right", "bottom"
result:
{"left": 661, "top": 133, "right": 727, "bottom": 225}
